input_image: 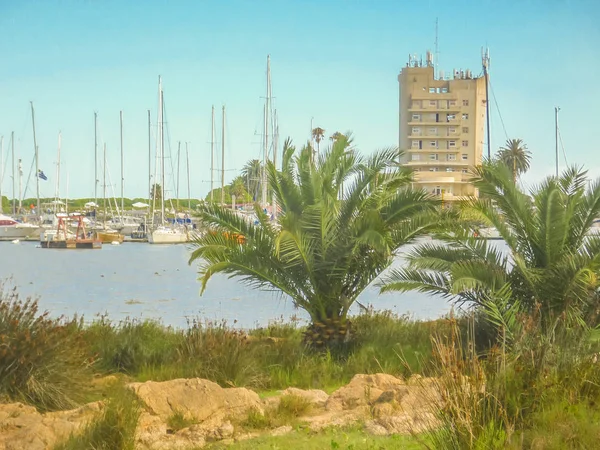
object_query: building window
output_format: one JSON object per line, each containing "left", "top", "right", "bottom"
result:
{"left": 461, "top": 154, "right": 468, "bottom": 161}
{"left": 429, "top": 100, "right": 437, "bottom": 107}
{"left": 411, "top": 140, "right": 420, "bottom": 149}
{"left": 441, "top": 87, "right": 448, "bottom": 93}
{"left": 447, "top": 114, "right": 456, "bottom": 122}
{"left": 446, "top": 167, "right": 454, "bottom": 172}
{"left": 429, "top": 153, "right": 439, "bottom": 161}
{"left": 434, "top": 186, "right": 442, "bottom": 195}
{"left": 462, "top": 127, "right": 469, "bottom": 133}
{"left": 449, "top": 140, "right": 456, "bottom": 148}
{"left": 447, "top": 154, "right": 456, "bottom": 161}
{"left": 411, "top": 154, "right": 420, "bottom": 161}
{"left": 462, "top": 100, "right": 469, "bottom": 106}
{"left": 412, "top": 127, "right": 421, "bottom": 135}
{"left": 430, "top": 141, "right": 437, "bottom": 148}
{"left": 429, "top": 167, "right": 439, "bottom": 172}
{"left": 412, "top": 100, "right": 421, "bottom": 108}
{"left": 428, "top": 127, "right": 437, "bottom": 135}
{"left": 462, "top": 140, "right": 469, "bottom": 147}
{"left": 429, "top": 87, "right": 436, "bottom": 93}
{"left": 412, "top": 114, "right": 421, "bottom": 121}
{"left": 462, "top": 113, "right": 469, "bottom": 120}
{"left": 448, "top": 127, "right": 456, "bottom": 134}
{"left": 448, "top": 100, "right": 456, "bottom": 106}
{"left": 462, "top": 168, "right": 468, "bottom": 173}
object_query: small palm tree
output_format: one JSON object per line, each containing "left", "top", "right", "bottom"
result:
{"left": 497, "top": 138, "right": 531, "bottom": 182}
{"left": 311, "top": 127, "right": 325, "bottom": 155}
{"left": 189, "top": 135, "right": 438, "bottom": 348}
{"left": 241, "top": 159, "right": 263, "bottom": 202}
{"left": 380, "top": 163, "right": 600, "bottom": 331}
{"left": 330, "top": 131, "right": 346, "bottom": 143}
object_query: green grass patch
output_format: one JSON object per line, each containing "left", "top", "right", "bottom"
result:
{"left": 166, "top": 410, "right": 197, "bottom": 432}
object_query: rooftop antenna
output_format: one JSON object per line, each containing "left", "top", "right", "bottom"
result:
{"left": 482, "top": 47, "right": 491, "bottom": 160}
{"left": 434, "top": 17, "right": 439, "bottom": 79}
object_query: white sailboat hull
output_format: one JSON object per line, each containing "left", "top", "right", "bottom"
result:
{"left": 148, "top": 227, "right": 188, "bottom": 244}
{"left": 0, "top": 223, "right": 39, "bottom": 240}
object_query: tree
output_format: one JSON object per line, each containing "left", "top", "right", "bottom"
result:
{"left": 311, "top": 127, "right": 325, "bottom": 155}
{"left": 150, "top": 183, "right": 163, "bottom": 205}
{"left": 380, "top": 163, "right": 600, "bottom": 332}
{"left": 497, "top": 138, "right": 531, "bottom": 182}
{"left": 189, "top": 135, "right": 438, "bottom": 348}
{"left": 241, "top": 159, "right": 263, "bottom": 202}
{"left": 330, "top": 131, "right": 346, "bottom": 143}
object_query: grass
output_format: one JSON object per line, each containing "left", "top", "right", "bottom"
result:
{"left": 238, "top": 394, "right": 313, "bottom": 431}
{"left": 53, "top": 387, "right": 140, "bottom": 450}
{"left": 205, "top": 425, "right": 422, "bottom": 449}
{"left": 166, "top": 410, "right": 198, "bottom": 432}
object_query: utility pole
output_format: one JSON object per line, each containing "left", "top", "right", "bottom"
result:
{"left": 211, "top": 105, "right": 215, "bottom": 203}
{"left": 555, "top": 106, "right": 560, "bottom": 177}
{"left": 221, "top": 105, "right": 225, "bottom": 206}
{"left": 120, "top": 110, "right": 124, "bottom": 215}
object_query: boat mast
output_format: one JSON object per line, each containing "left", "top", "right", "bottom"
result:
{"left": 31, "top": 102, "right": 40, "bottom": 215}
{"left": 11, "top": 132, "right": 15, "bottom": 215}
{"left": 273, "top": 110, "right": 278, "bottom": 220}
{"left": 0, "top": 135, "right": 3, "bottom": 214}
{"left": 18, "top": 159, "right": 22, "bottom": 213}
{"left": 186, "top": 142, "right": 191, "bottom": 211}
{"left": 94, "top": 112, "right": 98, "bottom": 209}
{"left": 103, "top": 142, "right": 106, "bottom": 228}
{"left": 55, "top": 131, "right": 61, "bottom": 213}
{"left": 482, "top": 48, "right": 491, "bottom": 160}
{"left": 147, "top": 110, "right": 152, "bottom": 213}
{"left": 221, "top": 105, "right": 225, "bottom": 205}
{"left": 160, "top": 77, "right": 165, "bottom": 225}
{"left": 211, "top": 105, "right": 215, "bottom": 203}
{"left": 120, "top": 110, "right": 124, "bottom": 216}
{"left": 261, "top": 55, "right": 270, "bottom": 208}
{"left": 555, "top": 106, "right": 560, "bottom": 177}
{"left": 176, "top": 141, "right": 181, "bottom": 212}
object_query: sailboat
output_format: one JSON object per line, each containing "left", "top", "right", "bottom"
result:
{"left": 148, "top": 76, "right": 188, "bottom": 244}
{"left": 93, "top": 141, "right": 124, "bottom": 244}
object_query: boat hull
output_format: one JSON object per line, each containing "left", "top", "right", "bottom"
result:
{"left": 0, "top": 224, "right": 40, "bottom": 241}
{"left": 148, "top": 228, "right": 188, "bottom": 244}
{"left": 40, "top": 240, "right": 102, "bottom": 249}
{"left": 95, "top": 232, "right": 125, "bottom": 244}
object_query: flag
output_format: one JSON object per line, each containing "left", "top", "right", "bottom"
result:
{"left": 38, "top": 170, "right": 48, "bottom": 181}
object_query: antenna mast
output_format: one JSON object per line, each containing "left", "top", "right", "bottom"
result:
{"left": 482, "top": 48, "right": 491, "bottom": 160}
{"left": 434, "top": 18, "right": 439, "bottom": 78}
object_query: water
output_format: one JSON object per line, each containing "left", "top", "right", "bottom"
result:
{"left": 0, "top": 239, "right": 460, "bottom": 329}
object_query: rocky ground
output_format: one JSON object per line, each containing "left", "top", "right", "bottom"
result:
{"left": 0, "top": 373, "right": 440, "bottom": 449}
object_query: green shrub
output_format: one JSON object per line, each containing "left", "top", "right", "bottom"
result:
{"left": 0, "top": 283, "right": 91, "bottom": 411}
{"left": 54, "top": 388, "right": 140, "bottom": 450}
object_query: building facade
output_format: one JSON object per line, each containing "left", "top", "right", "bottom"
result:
{"left": 398, "top": 53, "right": 487, "bottom": 200}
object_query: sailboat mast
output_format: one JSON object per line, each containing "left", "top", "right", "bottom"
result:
{"left": 55, "top": 132, "right": 61, "bottom": 213}
{"left": 186, "top": 142, "right": 191, "bottom": 211}
{"left": 176, "top": 141, "right": 181, "bottom": 211}
{"left": 0, "top": 135, "right": 3, "bottom": 214}
{"left": 120, "top": 110, "right": 124, "bottom": 215}
{"left": 272, "top": 110, "right": 279, "bottom": 220}
{"left": 147, "top": 110, "right": 152, "bottom": 210}
{"left": 555, "top": 106, "right": 560, "bottom": 177}
{"left": 11, "top": 132, "right": 15, "bottom": 215}
{"left": 18, "top": 159, "right": 22, "bottom": 213}
{"left": 160, "top": 77, "right": 165, "bottom": 224}
{"left": 261, "top": 55, "right": 270, "bottom": 208}
{"left": 94, "top": 112, "right": 98, "bottom": 208}
{"left": 211, "top": 105, "right": 215, "bottom": 203}
{"left": 103, "top": 142, "right": 106, "bottom": 227}
{"left": 31, "top": 102, "right": 40, "bottom": 214}
{"left": 221, "top": 105, "right": 225, "bottom": 205}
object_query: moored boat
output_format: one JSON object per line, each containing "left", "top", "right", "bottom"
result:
{"left": 0, "top": 214, "right": 39, "bottom": 241}
{"left": 40, "top": 213, "right": 101, "bottom": 249}
{"left": 94, "top": 229, "right": 125, "bottom": 244}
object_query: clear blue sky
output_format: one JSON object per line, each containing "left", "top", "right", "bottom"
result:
{"left": 1, "top": 0, "right": 599, "bottom": 200}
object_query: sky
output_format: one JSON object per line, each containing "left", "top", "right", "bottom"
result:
{"left": 1, "top": 0, "right": 599, "bottom": 201}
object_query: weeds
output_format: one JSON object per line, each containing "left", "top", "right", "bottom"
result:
{"left": 166, "top": 410, "right": 197, "bottom": 432}
{"left": 0, "top": 283, "right": 91, "bottom": 411}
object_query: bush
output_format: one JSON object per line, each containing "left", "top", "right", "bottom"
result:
{"left": 0, "top": 283, "right": 91, "bottom": 411}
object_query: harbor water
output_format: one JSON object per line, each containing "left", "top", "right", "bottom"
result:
{"left": 0, "top": 239, "right": 469, "bottom": 329}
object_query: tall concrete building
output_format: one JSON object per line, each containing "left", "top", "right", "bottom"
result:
{"left": 398, "top": 52, "right": 487, "bottom": 199}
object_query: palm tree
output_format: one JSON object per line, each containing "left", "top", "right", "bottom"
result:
{"left": 497, "top": 138, "right": 531, "bottom": 182}
{"left": 241, "top": 159, "right": 262, "bottom": 202}
{"left": 311, "top": 127, "right": 325, "bottom": 156}
{"left": 189, "top": 135, "right": 438, "bottom": 348}
{"left": 330, "top": 131, "right": 346, "bottom": 143}
{"left": 380, "top": 163, "right": 600, "bottom": 332}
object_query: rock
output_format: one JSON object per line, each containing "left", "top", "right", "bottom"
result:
{"left": 326, "top": 373, "right": 405, "bottom": 411}
{"left": 128, "top": 378, "right": 262, "bottom": 423}
{"left": 269, "top": 425, "right": 293, "bottom": 436}
{"left": 365, "top": 411, "right": 439, "bottom": 436}
{"left": 279, "top": 388, "right": 329, "bottom": 408}
{"left": 0, "top": 401, "right": 102, "bottom": 450}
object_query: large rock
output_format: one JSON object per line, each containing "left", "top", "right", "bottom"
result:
{"left": 326, "top": 373, "right": 406, "bottom": 411}
{"left": 279, "top": 388, "right": 329, "bottom": 408}
{"left": 129, "top": 378, "right": 262, "bottom": 450}
{"left": 129, "top": 378, "right": 262, "bottom": 423}
{"left": 0, "top": 401, "right": 102, "bottom": 450}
